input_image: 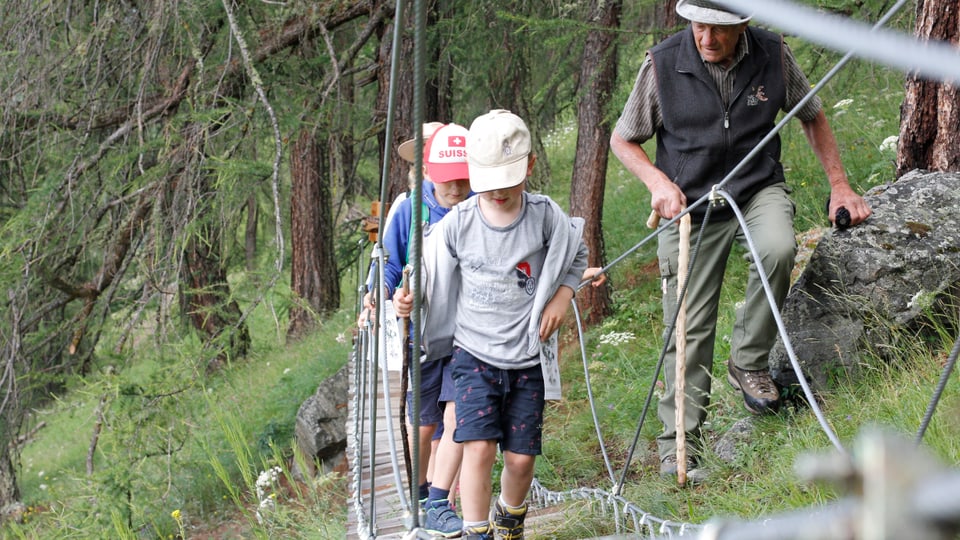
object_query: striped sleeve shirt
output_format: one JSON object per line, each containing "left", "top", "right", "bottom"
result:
{"left": 614, "top": 31, "right": 822, "bottom": 144}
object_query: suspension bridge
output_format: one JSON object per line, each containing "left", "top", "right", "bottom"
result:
{"left": 345, "top": 0, "right": 960, "bottom": 538}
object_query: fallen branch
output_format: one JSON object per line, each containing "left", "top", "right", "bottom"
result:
{"left": 9, "top": 421, "right": 46, "bottom": 450}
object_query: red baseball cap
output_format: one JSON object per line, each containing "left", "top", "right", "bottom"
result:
{"left": 423, "top": 123, "right": 469, "bottom": 183}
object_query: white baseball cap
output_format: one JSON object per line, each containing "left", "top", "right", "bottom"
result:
{"left": 423, "top": 123, "right": 469, "bottom": 183}
{"left": 466, "top": 110, "right": 531, "bottom": 193}
{"left": 397, "top": 121, "right": 445, "bottom": 163}
{"left": 676, "top": 0, "right": 751, "bottom": 25}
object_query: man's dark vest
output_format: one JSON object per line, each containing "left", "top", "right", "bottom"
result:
{"left": 651, "top": 26, "right": 786, "bottom": 221}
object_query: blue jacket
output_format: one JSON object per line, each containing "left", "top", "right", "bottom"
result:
{"left": 381, "top": 181, "right": 468, "bottom": 296}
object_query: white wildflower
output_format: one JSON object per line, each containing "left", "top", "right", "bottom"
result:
{"left": 283, "top": 368, "right": 291, "bottom": 375}
{"left": 879, "top": 135, "right": 899, "bottom": 153}
{"left": 256, "top": 497, "right": 276, "bottom": 525}
{"left": 598, "top": 332, "right": 636, "bottom": 346}
{"left": 336, "top": 332, "right": 347, "bottom": 344}
{"left": 833, "top": 98, "right": 854, "bottom": 109}
{"left": 255, "top": 466, "right": 283, "bottom": 524}
{"left": 256, "top": 466, "right": 282, "bottom": 493}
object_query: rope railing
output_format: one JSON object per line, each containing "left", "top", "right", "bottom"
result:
{"left": 348, "top": 0, "right": 409, "bottom": 529}
{"left": 528, "top": 478, "right": 703, "bottom": 538}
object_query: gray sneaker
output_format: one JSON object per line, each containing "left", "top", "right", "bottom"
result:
{"left": 727, "top": 358, "right": 780, "bottom": 414}
{"left": 423, "top": 499, "right": 463, "bottom": 538}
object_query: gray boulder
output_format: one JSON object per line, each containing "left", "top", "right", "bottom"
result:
{"left": 293, "top": 363, "right": 349, "bottom": 479}
{"left": 770, "top": 170, "right": 960, "bottom": 390}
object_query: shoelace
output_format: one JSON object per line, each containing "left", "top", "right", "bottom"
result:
{"left": 743, "top": 371, "right": 777, "bottom": 395}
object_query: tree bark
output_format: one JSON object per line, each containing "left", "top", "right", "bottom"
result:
{"left": 0, "top": 448, "right": 19, "bottom": 507}
{"left": 374, "top": 2, "right": 446, "bottom": 203}
{"left": 657, "top": 0, "right": 679, "bottom": 42}
{"left": 0, "top": 295, "right": 25, "bottom": 508}
{"left": 376, "top": 11, "right": 416, "bottom": 202}
{"left": 569, "top": 0, "right": 621, "bottom": 324}
{"left": 289, "top": 129, "right": 341, "bottom": 339}
{"left": 176, "top": 130, "right": 250, "bottom": 366}
{"left": 181, "top": 217, "right": 251, "bottom": 367}
{"left": 896, "top": 0, "right": 960, "bottom": 176}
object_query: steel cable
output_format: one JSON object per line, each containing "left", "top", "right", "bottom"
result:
{"left": 915, "top": 335, "right": 960, "bottom": 445}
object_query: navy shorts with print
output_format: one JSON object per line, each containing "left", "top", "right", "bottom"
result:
{"left": 406, "top": 355, "right": 444, "bottom": 427}
{"left": 430, "top": 356, "right": 455, "bottom": 440}
{"left": 450, "top": 347, "right": 545, "bottom": 455}
{"left": 438, "top": 356, "right": 457, "bottom": 403}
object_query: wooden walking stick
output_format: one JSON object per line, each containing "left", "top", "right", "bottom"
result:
{"left": 648, "top": 208, "right": 692, "bottom": 484}
{"left": 675, "top": 213, "right": 691, "bottom": 485}
{"left": 397, "top": 267, "right": 413, "bottom": 492}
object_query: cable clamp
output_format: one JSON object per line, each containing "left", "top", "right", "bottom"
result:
{"left": 709, "top": 185, "right": 726, "bottom": 208}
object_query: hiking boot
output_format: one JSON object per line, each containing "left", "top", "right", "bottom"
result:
{"left": 491, "top": 499, "right": 526, "bottom": 540}
{"left": 727, "top": 358, "right": 780, "bottom": 414}
{"left": 461, "top": 523, "right": 493, "bottom": 540}
{"left": 659, "top": 454, "right": 707, "bottom": 485}
{"left": 423, "top": 499, "right": 463, "bottom": 538}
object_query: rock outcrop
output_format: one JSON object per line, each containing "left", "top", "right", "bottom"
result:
{"left": 293, "top": 363, "right": 349, "bottom": 479}
{"left": 770, "top": 170, "right": 960, "bottom": 390}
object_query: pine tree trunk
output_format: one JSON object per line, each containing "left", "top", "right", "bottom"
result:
{"left": 0, "top": 446, "right": 20, "bottom": 508}
{"left": 657, "top": 0, "right": 679, "bottom": 42}
{"left": 373, "top": 2, "right": 445, "bottom": 203}
{"left": 376, "top": 11, "right": 416, "bottom": 202}
{"left": 178, "top": 124, "right": 250, "bottom": 366}
{"left": 569, "top": 0, "right": 621, "bottom": 324}
{"left": 181, "top": 220, "right": 251, "bottom": 367}
{"left": 896, "top": 0, "right": 960, "bottom": 176}
{"left": 289, "top": 130, "right": 340, "bottom": 339}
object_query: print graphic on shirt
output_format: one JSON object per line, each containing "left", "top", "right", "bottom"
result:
{"left": 515, "top": 262, "right": 536, "bottom": 296}
{"left": 746, "top": 85, "right": 768, "bottom": 107}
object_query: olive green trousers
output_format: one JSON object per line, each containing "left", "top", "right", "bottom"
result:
{"left": 654, "top": 183, "right": 797, "bottom": 460}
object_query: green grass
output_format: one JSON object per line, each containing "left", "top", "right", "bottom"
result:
{"left": 538, "top": 331, "right": 959, "bottom": 538}
{"left": 10, "top": 278, "right": 352, "bottom": 538}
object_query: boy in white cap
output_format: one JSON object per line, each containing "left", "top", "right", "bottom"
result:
{"left": 403, "top": 109, "right": 590, "bottom": 540}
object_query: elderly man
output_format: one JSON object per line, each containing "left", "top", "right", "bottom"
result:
{"left": 610, "top": 0, "right": 871, "bottom": 477}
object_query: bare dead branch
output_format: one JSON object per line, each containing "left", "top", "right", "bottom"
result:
{"left": 7, "top": 422, "right": 45, "bottom": 451}
{"left": 221, "top": 0, "right": 285, "bottom": 276}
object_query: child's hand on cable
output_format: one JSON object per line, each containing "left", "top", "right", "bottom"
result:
{"left": 539, "top": 285, "right": 575, "bottom": 340}
{"left": 357, "top": 291, "right": 375, "bottom": 327}
{"left": 582, "top": 267, "right": 607, "bottom": 288}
